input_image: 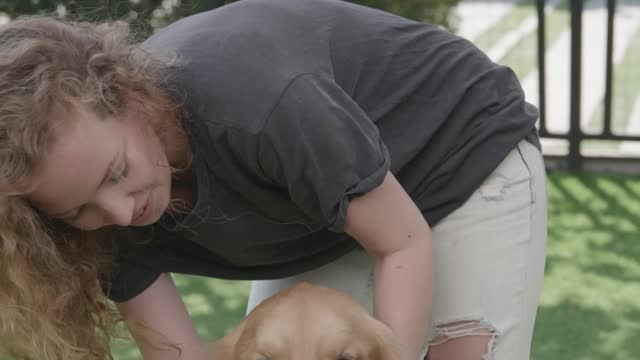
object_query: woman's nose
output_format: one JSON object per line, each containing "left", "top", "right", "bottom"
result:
{"left": 96, "top": 190, "right": 135, "bottom": 227}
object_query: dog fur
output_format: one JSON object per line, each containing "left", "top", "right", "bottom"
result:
{"left": 210, "top": 282, "right": 408, "bottom": 360}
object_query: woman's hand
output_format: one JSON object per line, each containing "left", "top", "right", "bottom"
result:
{"left": 116, "top": 273, "right": 211, "bottom": 360}
{"left": 345, "top": 171, "right": 434, "bottom": 360}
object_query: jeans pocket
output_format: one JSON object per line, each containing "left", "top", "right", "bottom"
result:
{"left": 476, "top": 141, "right": 533, "bottom": 201}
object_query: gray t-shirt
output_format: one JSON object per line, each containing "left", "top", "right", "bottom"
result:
{"left": 103, "top": 0, "right": 540, "bottom": 302}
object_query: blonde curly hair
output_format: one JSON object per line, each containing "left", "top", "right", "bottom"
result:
{"left": 0, "top": 16, "right": 185, "bottom": 359}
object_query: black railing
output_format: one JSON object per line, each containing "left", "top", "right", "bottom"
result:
{"left": 536, "top": 0, "right": 640, "bottom": 174}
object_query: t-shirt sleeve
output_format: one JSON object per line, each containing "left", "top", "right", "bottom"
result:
{"left": 101, "top": 258, "right": 161, "bottom": 303}
{"left": 257, "top": 73, "right": 391, "bottom": 232}
{"left": 100, "top": 234, "right": 162, "bottom": 303}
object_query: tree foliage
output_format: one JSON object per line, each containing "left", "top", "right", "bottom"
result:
{"left": 0, "top": 0, "right": 460, "bottom": 35}
{"left": 345, "top": 0, "right": 460, "bottom": 30}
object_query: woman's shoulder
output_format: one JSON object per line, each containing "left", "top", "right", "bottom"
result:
{"left": 141, "top": 4, "right": 336, "bottom": 134}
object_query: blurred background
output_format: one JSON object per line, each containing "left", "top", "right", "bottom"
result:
{"left": 1, "top": 1, "right": 638, "bottom": 359}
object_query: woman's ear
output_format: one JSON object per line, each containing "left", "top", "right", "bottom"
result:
{"left": 209, "top": 318, "right": 247, "bottom": 360}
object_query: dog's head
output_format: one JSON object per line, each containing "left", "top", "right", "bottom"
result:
{"left": 212, "top": 283, "right": 407, "bottom": 360}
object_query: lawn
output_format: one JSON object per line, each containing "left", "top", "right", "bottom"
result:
{"left": 110, "top": 171, "right": 640, "bottom": 360}
{"left": 531, "top": 172, "right": 640, "bottom": 359}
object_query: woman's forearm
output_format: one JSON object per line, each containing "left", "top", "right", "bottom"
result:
{"left": 373, "top": 230, "right": 434, "bottom": 360}
{"left": 117, "top": 273, "right": 211, "bottom": 360}
{"left": 342, "top": 172, "right": 435, "bottom": 359}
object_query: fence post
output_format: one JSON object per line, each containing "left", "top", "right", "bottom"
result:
{"left": 537, "top": 0, "right": 547, "bottom": 136}
{"left": 568, "top": 0, "right": 583, "bottom": 171}
{"left": 603, "top": 0, "right": 616, "bottom": 136}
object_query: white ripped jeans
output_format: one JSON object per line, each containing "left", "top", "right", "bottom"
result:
{"left": 246, "top": 139, "right": 548, "bottom": 360}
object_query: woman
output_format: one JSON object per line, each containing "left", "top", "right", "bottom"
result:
{"left": 0, "top": 0, "right": 547, "bottom": 359}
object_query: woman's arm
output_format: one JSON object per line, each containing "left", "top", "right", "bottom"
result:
{"left": 116, "top": 273, "right": 211, "bottom": 360}
{"left": 344, "top": 171, "right": 434, "bottom": 360}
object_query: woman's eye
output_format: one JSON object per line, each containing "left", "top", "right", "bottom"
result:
{"left": 66, "top": 206, "right": 85, "bottom": 221}
{"left": 109, "top": 161, "right": 128, "bottom": 184}
{"left": 337, "top": 352, "right": 356, "bottom": 360}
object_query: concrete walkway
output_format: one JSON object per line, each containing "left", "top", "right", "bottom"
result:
{"left": 456, "top": 0, "right": 516, "bottom": 41}
{"left": 486, "top": 0, "right": 562, "bottom": 61}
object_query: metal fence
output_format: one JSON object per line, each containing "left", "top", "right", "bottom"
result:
{"left": 536, "top": 0, "right": 640, "bottom": 174}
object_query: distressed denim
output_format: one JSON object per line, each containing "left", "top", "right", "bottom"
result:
{"left": 247, "top": 139, "right": 548, "bottom": 360}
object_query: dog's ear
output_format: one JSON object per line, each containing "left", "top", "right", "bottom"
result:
{"left": 369, "top": 320, "right": 411, "bottom": 360}
{"left": 209, "top": 318, "right": 247, "bottom": 360}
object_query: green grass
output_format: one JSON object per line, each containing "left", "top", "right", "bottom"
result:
{"left": 110, "top": 278, "right": 250, "bottom": 359}
{"left": 531, "top": 172, "right": 640, "bottom": 360}
{"left": 110, "top": 172, "right": 640, "bottom": 360}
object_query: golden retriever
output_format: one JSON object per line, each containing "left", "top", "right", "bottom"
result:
{"left": 210, "top": 282, "right": 408, "bottom": 360}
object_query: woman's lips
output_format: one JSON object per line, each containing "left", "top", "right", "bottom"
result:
{"left": 132, "top": 195, "right": 150, "bottom": 224}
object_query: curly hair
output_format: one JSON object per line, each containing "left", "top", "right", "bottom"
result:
{"left": 0, "top": 16, "right": 186, "bottom": 359}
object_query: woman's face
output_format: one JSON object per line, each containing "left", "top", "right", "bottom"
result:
{"left": 27, "top": 108, "right": 172, "bottom": 231}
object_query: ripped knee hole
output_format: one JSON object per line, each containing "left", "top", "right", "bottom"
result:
{"left": 427, "top": 320, "right": 498, "bottom": 359}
